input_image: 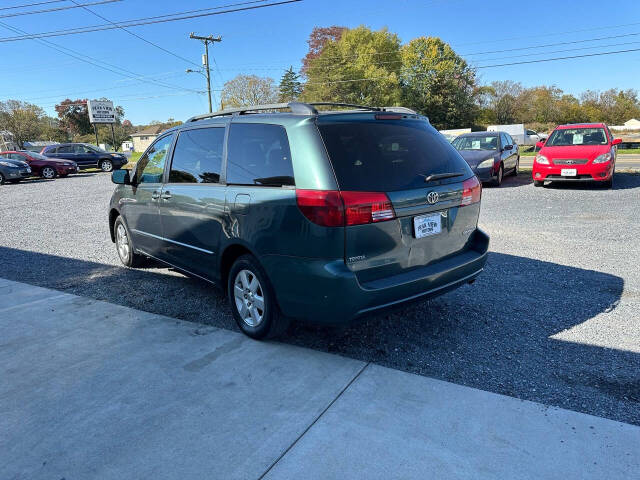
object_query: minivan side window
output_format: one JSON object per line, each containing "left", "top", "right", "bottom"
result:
{"left": 169, "top": 127, "right": 225, "bottom": 183}
{"left": 135, "top": 134, "right": 173, "bottom": 183}
{"left": 226, "top": 123, "right": 294, "bottom": 187}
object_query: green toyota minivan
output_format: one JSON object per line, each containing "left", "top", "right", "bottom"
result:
{"left": 109, "top": 102, "right": 489, "bottom": 339}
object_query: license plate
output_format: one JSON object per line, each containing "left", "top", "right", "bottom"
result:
{"left": 414, "top": 213, "right": 442, "bottom": 239}
{"left": 561, "top": 168, "right": 577, "bottom": 177}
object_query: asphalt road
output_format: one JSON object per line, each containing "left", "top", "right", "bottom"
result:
{"left": 1, "top": 170, "right": 638, "bottom": 426}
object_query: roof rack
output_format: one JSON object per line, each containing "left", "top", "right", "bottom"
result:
{"left": 186, "top": 101, "right": 418, "bottom": 122}
{"left": 186, "top": 102, "right": 317, "bottom": 122}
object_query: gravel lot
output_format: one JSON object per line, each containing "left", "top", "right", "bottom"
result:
{"left": 1, "top": 171, "right": 639, "bottom": 425}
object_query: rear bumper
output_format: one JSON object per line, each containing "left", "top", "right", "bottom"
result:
{"left": 262, "top": 229, "right": 489, "bottom": 324}
{"left": 3, "top": 168, "right": 31, "bottom": 180}
{"left": 532, "top": 162, "right": 614, "bottom": 182}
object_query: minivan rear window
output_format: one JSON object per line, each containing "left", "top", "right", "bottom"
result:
{"left": 317, "top": 120, "right": 472, "bottom": 192}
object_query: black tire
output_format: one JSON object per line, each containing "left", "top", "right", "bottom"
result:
{"left": 533, "top": 180, "right": 544, "bottom": 187}
{"left": 513, "top": 157, "right": 520, "bottom": 176}
{"left": 0, "top": 173, "right": 4, "bottom": 185}
{"left": 227, "top": 254, "right": 289, "bottom": 340}
{"left": 41, "top": 166, "right": 57, "bottom": 179}
{"left": 493, "top": 164, "right": 503, "bottom": 187}
{"left": 113, "top": 216, "right": 145, "bottom": 268}
{"left": 100, "top": 159, "right": 114, "bottom": 172}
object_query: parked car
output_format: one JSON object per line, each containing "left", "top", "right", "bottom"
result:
{"left": 532, "top": 123, "right": 620, "bottom": 188}
{"left": 41, "top": 143, "right": 127, "bottom": 172}
{"left": 487, "top": 124, "right": 546, "bottom": 146}
{"left": 0, "top": 150, "right": 77, "bottom": 179}
{"left": 0, "top": 154, "right": 31, "bottom": 184}
{"left": 452, "top": 131, "right": 519, "bottom": 186}
{"left": 108, "top": 102, "right": 489, "bottom": 339}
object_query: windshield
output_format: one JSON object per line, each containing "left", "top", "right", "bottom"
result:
{"left": 27, "top": 152, "right": 49, "bottom": 160}
{"left": 452, "top": 135, "right": 498, "bottom": 151}
{"left": 546, "top": 128, "right": 608, "bottom": 146}
{"left": 317, "top": 119, "right": 472, "bottom": 191}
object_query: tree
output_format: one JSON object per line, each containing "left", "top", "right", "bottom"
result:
{"left": 55, "top": 98, "right": 91, "bottom": 136}
{"left": 400, "top": 37, "right": 477, "bottom": 129}
{"left": 279, "top": 66, "right": 303, "bottom": 102}
{"left": 301, "top": 26, "right": 346, "bottom": 75}
{"left": 0, "top": 100, "right": 46, "bottom": 147}
{"left": 302, "top": 26, "right": 402, "bottom": 106}
{"left": 220, "top": 75, "right": 278, "bottom": 108}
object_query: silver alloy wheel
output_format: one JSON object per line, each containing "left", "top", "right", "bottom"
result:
{"left": 497, "top": 165, "right": 503, "bottom": 184}
{"left": 233, "top": 269, "right": 265, "bottom": 327}
{"left": 101, "top": 160, "right": 113, "bottom": 172}
{"left": 115, "top": 223, "right": 130, "bottom": 262}
{"left": 42, "top": 166, "right": 56, "bottom": 179}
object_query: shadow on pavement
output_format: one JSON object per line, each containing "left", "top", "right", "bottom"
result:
{"left": 0, "top": 246, "right": 636, "bottom": 425}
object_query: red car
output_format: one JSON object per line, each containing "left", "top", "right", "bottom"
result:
{"left": 532, "top": 123, "right": 621, "bottom": 188}
{"left": 0, "top": 150, "right": 78, "bottom": 179}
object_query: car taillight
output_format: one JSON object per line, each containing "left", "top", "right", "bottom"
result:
{"left": 460, "top": 176, "right": 481, "bottom": 206}
{"left": 296, "top": 190, "right": 396, "bottom": 227}
{"left": 296, "top": 190, "right": 344, "bottom": 227}
{"left": 341, "top": 191, "right": 395, "bottom": 225}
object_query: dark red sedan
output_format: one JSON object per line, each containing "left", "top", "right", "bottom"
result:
{"left": 0, "top": 150, "right": 78, "bottom": 179}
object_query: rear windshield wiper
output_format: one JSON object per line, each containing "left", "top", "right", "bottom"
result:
{"left": 423, "top": 172, "right": 464, "bottom": 183}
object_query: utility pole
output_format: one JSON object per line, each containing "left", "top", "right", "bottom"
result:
{"left": 189, "top": 32, "right": 221, "bottom": 113}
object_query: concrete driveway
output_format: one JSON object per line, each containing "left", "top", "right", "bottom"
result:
{"left": 2, "top": 278, "right": 639, "bottom": 480}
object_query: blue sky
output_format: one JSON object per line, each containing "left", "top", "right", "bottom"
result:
{"left": 2, "top": 0, "right": 639, "bottom": 125}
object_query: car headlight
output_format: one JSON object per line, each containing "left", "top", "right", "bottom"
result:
{"left": 0, "top": 161, "right": 16, "bottom": 167}
{"left": 477, "top": 158, "right": 495, "bottom": 168}
{"left": 63, "top": 162, "right": 72, "bottom": 166}
{"left": 535, "top": 154, "right": 549, "bottom": 165}
{"left": 593, "top": 153, "right": 611, "bottom": 164}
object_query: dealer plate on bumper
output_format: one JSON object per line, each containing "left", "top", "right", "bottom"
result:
{"left": 414, "top": 213, "right": 442, "bottom": 239}
{"left": 561, "top": 168, "right": 577, "bottom": 177}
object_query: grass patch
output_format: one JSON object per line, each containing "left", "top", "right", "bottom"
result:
{"left": 122, "top": 151, "right": 142, "bottom": 170}
{"left": 618, "top": 149, "right": 640, "bottom": 155}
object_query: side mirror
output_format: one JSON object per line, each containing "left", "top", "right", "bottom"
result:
{"left": 111, "top": 169, "right": 131, "bottom": 185}
{"left": 612, "top": 138, "right": 622, "bottom": 146}
{"left": 535, "top": 141, "right": 545, "bottom": 149}
{"left": 503, "top": 144, "right": 513, "bottom": 151}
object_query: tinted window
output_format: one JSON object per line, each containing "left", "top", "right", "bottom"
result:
{"left": 169, "top": 127, "right": 224, "bottom": 183}
{"left": 135, "top": 134, "right": 173, "bottom": 183}
{"left": 319, "top": 120, "right": 473, "bottom": 191}
{"left": 546, "top": 128, "right": 608, "bottom": 146}
{"left": 57, "top": 145, "right": 74, "bottom": 154}
{"left": 452, "top": 135, "right": 499, "bottom": 151}
{"left": 506, "top": 133, "right": 515, "bottom": 145}
{"left": 226, "top": 123, "right": 294, "bottom": 186}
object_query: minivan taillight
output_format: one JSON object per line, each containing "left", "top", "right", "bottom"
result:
{"left": 460, "top": 176, "right": 482, "bottom": 206}
{"left": 341, "top": 191, "right": 395, "bottom": 226}
{"left": 296, "top": 190, "right": 396, "bottom": 227}
{"left": 296, "top": 190, "right": 344, "bottom": 227}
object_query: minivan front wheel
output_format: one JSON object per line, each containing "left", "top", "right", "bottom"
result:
{"left": 100, "top": 159, "right": 113, "bottom": 172}
{"left": 228, "top": 254, "right": 288, "bottom": 339}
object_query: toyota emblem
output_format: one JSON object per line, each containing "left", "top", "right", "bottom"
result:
{"left": 426, "top": 191, "right": 439, "bottom": 204}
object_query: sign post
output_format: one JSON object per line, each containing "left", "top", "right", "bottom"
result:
{"left": 87, "top": 100, "right": 117, "bottom": 150}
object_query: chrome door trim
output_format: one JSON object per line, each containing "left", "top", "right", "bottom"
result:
{"left": 131, "top": 229, "right": 214, "bottom": 255}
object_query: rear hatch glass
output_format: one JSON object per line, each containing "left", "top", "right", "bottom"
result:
{"left": 317, "top": 118, "right": 473, "bottom": 191}
{"left": 317, "top": 117, "right": 479, "bottom": 285}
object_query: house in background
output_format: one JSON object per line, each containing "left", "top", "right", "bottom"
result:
{"left": 130, "top": 124, "right": 169, "bottom": 152}
{"left": 610, "top": 118, "right": 640, "bottom": 131}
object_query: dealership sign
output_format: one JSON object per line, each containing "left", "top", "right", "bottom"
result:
{"left": 87, "top": 100, "right": 115, "bottom": 124}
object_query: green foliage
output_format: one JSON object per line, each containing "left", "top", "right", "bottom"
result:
{"left": 400, "top": 37, "right": 477, "bottom": 129}
{"left": 0, "top": 100, "right": 66, "bottom": 147}
{"left": 301, "top": 26, "right": 402, "bottom": 106}
{"left": 279, "top": 67, "right": 303, "bottom": 102}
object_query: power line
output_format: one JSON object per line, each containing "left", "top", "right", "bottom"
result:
{"left": 0, "top": 20, "right": 201, "bottom": 95}
{"left": 0, "top": 0, "right": 302, "bottom": 43}
{"left": 0, "top": 0, "right": 121, "bottom": 19}
{"left": 0, "top": 0, "right": 67, "bottom": 11}
{"left": 68, "top": 0, "right": 201, "bottom": 69}
{"left": 475, "top": 47, "right": 640, "bottom": 69}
